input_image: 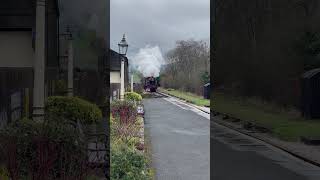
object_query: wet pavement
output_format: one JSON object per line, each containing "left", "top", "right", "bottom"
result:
{"left": 144, "top": 94, "right": 320, "bottom": 180}
{"left": 143, "top": 96, "right": 210, "bottom": 180}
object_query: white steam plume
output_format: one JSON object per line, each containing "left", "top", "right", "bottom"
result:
{"left": 131, "top": 45, "right": 165, "bottom": 77}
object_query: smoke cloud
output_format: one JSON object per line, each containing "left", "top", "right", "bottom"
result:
{"left": 131, "top": 46, "right": 165, "bottom": 77}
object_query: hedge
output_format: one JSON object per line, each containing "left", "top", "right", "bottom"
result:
{"left": 125, "top": 92, "right": 142, "bottom": 102}
{"left": 111, "top": 142, "right": 152, "bottom": 180}
{"left": 45, "top": 96, "right": 102, "bottom": 124}
{"left": 0, "top": 118, "right": 87, "bottom": 179}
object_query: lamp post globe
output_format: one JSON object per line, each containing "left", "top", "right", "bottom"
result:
{"left": 118, "top": 34, "right": 128, "bottom": 56}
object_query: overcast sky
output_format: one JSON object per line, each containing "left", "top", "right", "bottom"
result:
{"left": 110, "top": 0, "right": 210, "bottom": 58}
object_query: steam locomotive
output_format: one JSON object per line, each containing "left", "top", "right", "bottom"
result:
{"left": 144, "top": 76, "right": 159, "bottom": 92}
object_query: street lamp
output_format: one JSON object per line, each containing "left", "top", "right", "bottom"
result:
{"left": 118, "top": 34, "right": 128, "bottom": 56}
{"left": 65, "top": 26, "right": 73, "bottom": 97}
{"left": 118, "top": 34, "right": 128, "bottom": 100}
{"left": 33, "top": 0, "right": 46, "bottom": 121}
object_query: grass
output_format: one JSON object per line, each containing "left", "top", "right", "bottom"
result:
{"left": 141, "top": 93, "right": 153, "bottom": 99}
{"left": 159, "top": 88, "right": 210, "bottom": 107}
{"left": 213, "top": 92, "right": 320, "bottom": 141}
{"left": 144, "top": 126, "right": 156, "bottom": 180}
{"left": 110, "top": 114, "right": 154, "bottom": 179}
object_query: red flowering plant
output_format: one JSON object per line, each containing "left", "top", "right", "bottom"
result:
{"left": 111, "top": 100, "right": 137, "bottom": 125}
{"left": 111, "top": 100, "right": 140, "bottom": 145}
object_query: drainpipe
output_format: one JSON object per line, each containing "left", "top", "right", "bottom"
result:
{"left": 33, "top": 0, "right": 46, "bottom": 121}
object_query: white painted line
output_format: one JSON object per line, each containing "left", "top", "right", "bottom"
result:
{"left": 163, "top": 97, "right": 189, "bottom": 110}
{"left": 158, "top": 92, "right": 210, "bottom": 114}
{"left": 163, "top": 97, "right": 210, "bottom": 120}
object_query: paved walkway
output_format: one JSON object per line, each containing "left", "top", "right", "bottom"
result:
{"left": 144, "top": 97, "right": 210, "bottom": 180}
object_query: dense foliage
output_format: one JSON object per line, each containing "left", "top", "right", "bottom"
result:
{"left": 0, "top": 166, "right": 9, "bottom": 180}
{"left": 53, "top": 80, "right": 67, "bottom": 95}
{"left": 125, "top": 92, "right": 143, "bottom": 102}
{"left": 0, "top": 118, "right": 87, "bottom": 179}
{"left": 294, "top": 31, "right": 320, "bottom": 71}
{"left": 111, "top": 142, "right": 151, "bottom": 180}
{"left": 46, "top": 96, "right": 102, "bottom": 124}
{"left": 110, "top": 97, "right": 153, "bottom": 179}
{"left": 0, "top": 94, "right": 106, "bottom": 179}
{"left": 213, "top": 0, "right": 320, "bottom": 106}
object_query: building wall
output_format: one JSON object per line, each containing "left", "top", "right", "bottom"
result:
{"left": 110, "top": 71, "right": 120, "bottom": 100}
{"left": 0, "top": 0, "right": 60, "bottom": 124}
{"left": 0, "top": 31, "right": 34, "bottom": 67}
{"left": 110, "top": 71, "right": 120, "bottom": 83}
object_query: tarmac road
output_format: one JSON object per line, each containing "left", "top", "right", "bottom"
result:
{"left": 144, "top": 94, "right": 320, "bottom": 180}
{"left": 144, "top": 96, "right": 210, "bottom": 180}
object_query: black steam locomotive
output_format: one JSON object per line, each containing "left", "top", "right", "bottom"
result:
{"left": 144, "top": 77, "right": 158, "bottom": 92}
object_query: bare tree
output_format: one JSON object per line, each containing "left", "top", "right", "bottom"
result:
{"left": 161, "top": 40, "right": 210, "bottom": 95}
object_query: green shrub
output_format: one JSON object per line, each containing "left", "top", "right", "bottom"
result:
{"left": 125, "top": 92, "right": 142, "bottom": 102}
{"left": 45, "top": 96, "right": 102, "bottom": 124}
{"left": 0, "top": 166, "right": 9, "bottom": 180}
{"left": 111, "top": 142, "right": 152, "bottom": 180}
{"left": 111, "top": 120, "right": 140, "bottom": 146}
{"left": 0, "top": 119, "right": 39, "bottom": 178}
{"left": 54, "top": 79, "right": 67, "bottom": 95}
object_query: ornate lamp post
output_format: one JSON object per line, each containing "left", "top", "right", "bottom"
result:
{"left": 33, "top": 0, "right": 46, "bottom": 120}
{"left": 65, "top": 26, "right": 73, "bottom": 97}
{"left": 118, "top": 34, "right": 128, "bottom": 100}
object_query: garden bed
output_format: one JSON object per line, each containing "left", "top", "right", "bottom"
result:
{"left": 110, "top": 97, "right": 153, "bottom": 179}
